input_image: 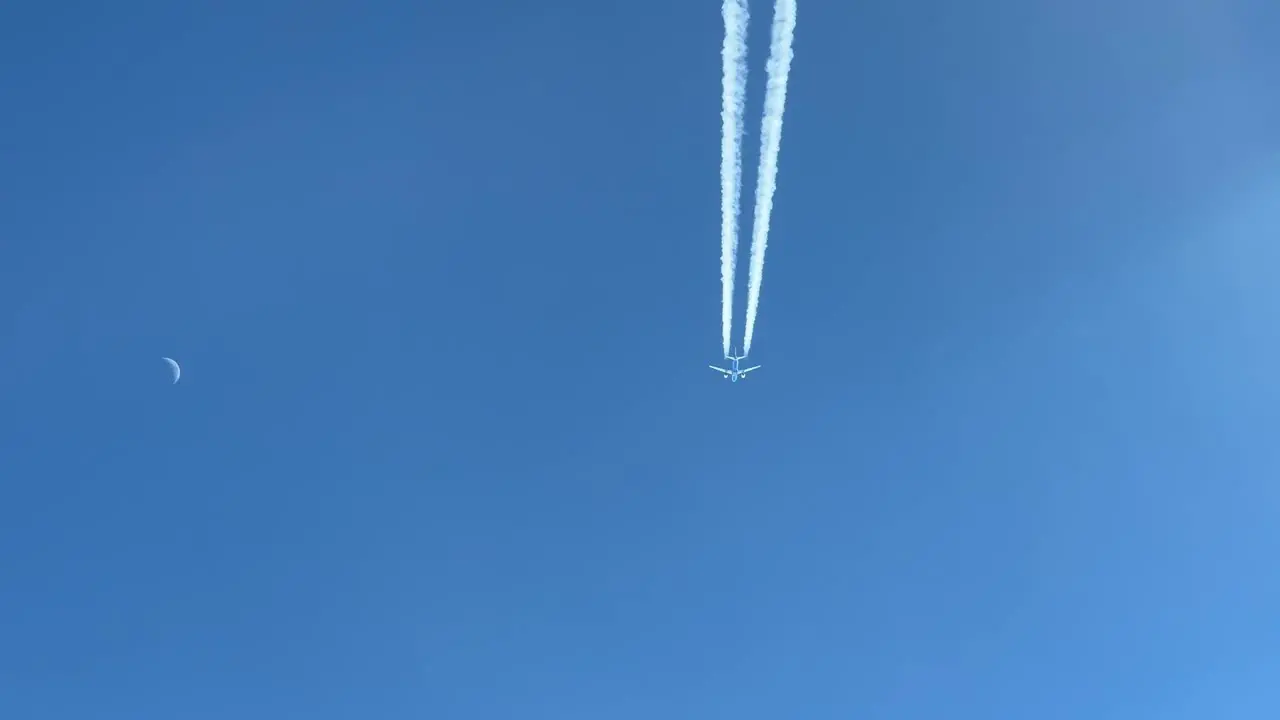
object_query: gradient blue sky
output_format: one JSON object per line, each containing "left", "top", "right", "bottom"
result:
{"left": 4, "top": 1, "right": 1280, "bottom": 717}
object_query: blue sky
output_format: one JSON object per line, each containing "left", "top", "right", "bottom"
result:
{"left": 3, "top": 0, "right": 1280, "bottom": 717}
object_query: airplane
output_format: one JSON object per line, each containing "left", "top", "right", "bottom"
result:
{"left": 709, "top": 348, "right": 761, "bottom": 382}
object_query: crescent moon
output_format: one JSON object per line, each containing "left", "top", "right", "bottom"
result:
{"left": 161, "top": 357, "right": 181, "bottom": 384}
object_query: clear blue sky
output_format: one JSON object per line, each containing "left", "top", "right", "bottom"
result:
{"left": 3, "top": 1, "right": 1280, "bottom": 717}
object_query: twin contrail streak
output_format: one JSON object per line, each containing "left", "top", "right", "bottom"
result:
{"left": 720, "top": 0, "right": 749, "bottom": 358}
{"left": 742, "top": 0, "right": 796, "bottom": 357}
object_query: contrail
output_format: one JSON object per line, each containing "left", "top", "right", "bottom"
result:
{"left": 720, "top": 0, "right": 749, "bottom": 358}
{"left": 742, "top": 0, "right": 796, "bottom": 357}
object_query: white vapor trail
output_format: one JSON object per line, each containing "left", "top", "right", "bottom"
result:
{"left": 720, "top": 0, "right": 749, "bottom": 358}
{"left": 742, "top": 0, "right": 796, "bottom": 357}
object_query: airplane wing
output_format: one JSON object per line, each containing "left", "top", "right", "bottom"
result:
{"left": 738, "top": 365, "right": 762, "bottom": 376}
{"left": 708, "top": 365, "right": 732, "bottom": 375}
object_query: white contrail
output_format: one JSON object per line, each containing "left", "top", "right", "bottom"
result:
{"left": 742, "top": 0, "right": 796, "bottom": 357}
{"left": 720, "top": 0, "right": 749, "bottom": 358}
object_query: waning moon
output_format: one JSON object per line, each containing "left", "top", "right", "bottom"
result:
{"left": 161, "top": 357, "right": 181, "bottom": 384}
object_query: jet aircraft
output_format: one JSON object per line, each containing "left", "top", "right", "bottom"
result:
{"left": 709, "top": 348, "right": 761, "bottom": 382}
